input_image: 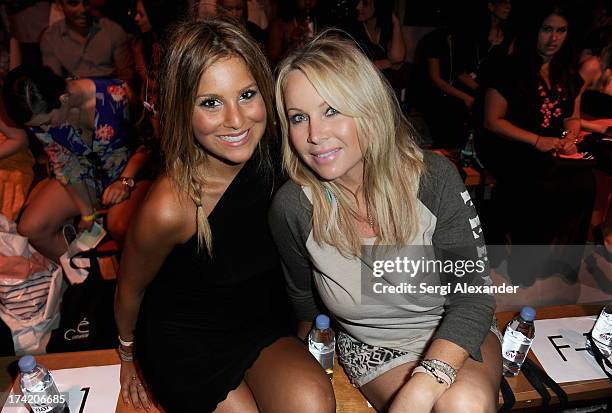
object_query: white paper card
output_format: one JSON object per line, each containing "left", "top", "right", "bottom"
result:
{"left": 530, "top": 316, "right": 608, "bottom": 383}
{"left": 2, "top": 364, "right": 120, "bottom": 412}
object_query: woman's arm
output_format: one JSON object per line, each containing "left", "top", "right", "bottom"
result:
{"left": 101, "top": 145, "right": 151, "bottom": 206}
{"left": 563, "top": 95, "right": 581, "bottom": 138}
{"left": 114, "top": 176, "right": 190, "bottom": 408}
{"left": 458, "top": 72, "right": 479, "bottom": 91}
{"left": 0, "top": 120, "right": 28, "bottom": 159}
{"left": 390, "top": 340, "right": 468, "bottom": 412}
{"left": 390, "top": 153, "right": 496, "bottom": 411}
{"left": 114, "top": 176, "right": 188, "bottom": 343}
{"left": 581, "top": 119, "right": 611, "bottom": 134}
{"left": 268, "top": 182, "right": 319, "bottom": 337}
{"left": 428, "top": 58, "right": 474, "bottom": 109}
{"left": 375, "top": 13, "right": 406, "bottom": 71}
{"left": 484, "top": 88, "right": 560, "bottom": 152}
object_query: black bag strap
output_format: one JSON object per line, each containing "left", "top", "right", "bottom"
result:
{"left": 497, "top": 376, "right": 515, "bottom": 413}
{"left": 69, "top": 248, "right": 116, "bottom": 270}
{"left": 586, "top": 332, "right": 612, "bottom": 381}
{"left": 521, "top": 358, "right": 568, "bottom": 410}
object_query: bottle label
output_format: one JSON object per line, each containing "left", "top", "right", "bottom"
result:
{"left": 502, "top": 328, "right": 532, "bottom": 363}
{"left": 310, "top": 346, "right": 334, "bottom": 370}
{"left": 592, "top": 311, "right": 612, "bottom": 346}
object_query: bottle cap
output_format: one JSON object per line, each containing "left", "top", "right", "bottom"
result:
{"left": 315, "top": 314, "right": 330, "bottom": 330}
{"left": 18, "top": 355, "right": 36, "bottom": 373}
{"left": 520, "top": 306, "right": 536, "bottom": 322}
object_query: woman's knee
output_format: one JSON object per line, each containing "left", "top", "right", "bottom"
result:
{"left": 434, "top": 385, "right": 497, "bottom": 413}
{"left": 17, "top": 213, "right": 52, "bottom": 240}
{"left": 286, "top": 374, "right": 335, "bottom": 413}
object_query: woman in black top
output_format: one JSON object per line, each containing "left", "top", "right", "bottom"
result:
{"left": 114, "top": 18, "right": 334, "bottom": 412}
{"left": 482, "top": 1, "right": 595, "bottom": 265}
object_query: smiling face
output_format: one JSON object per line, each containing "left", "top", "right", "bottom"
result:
{"left": 61, "top": 0, "right": 92, "bottom": 32}
{"left": 283, "top": 70, "right": 364, "bottom": 189}
{"left": 537, "top": 13, "right": 568, "bottom": 60}
{"left": 192, "top": 56, "right": 266, "bottom": 168}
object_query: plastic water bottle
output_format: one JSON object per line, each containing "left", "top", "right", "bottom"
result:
{"left": 18, "top": 355, "right": 69, "bottom": 413}
{"left": 502, "top": 306, "right": 536, "bottom": 377}
{"left": 586, "top": 303, "right": 612, "bottom": 358}
{"left": 308, "top": 314, "right": 335, "bottom": 380}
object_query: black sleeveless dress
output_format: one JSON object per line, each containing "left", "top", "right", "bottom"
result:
{"left": 135, "top": 156, "right": 291, "bottom": 412}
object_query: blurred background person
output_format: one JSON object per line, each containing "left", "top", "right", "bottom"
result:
{"left": 40, "top": 0, "right": 134, "bottom": 84}
{"left": 219, "top": 0, "right": 266, "bottom": 46}
{"left": 3, "top": 66, "right": 147, "bottom": 259}
{"left": 197, "top": 0, "right": 218, "bottom": 19}
{"left": 457, "top": 0, "right": 515, "bottom": 93}
{"left": 267, "top": 0, "right": 320, "bottom": 66}
{"left": 348, "top": 0, "right": 407, "bottom": 100}
{"left": 479, "top": 1, "right": 595, "bottom": 286}
{"left": 414, "top": 5, "right": 475, "bottom": 148}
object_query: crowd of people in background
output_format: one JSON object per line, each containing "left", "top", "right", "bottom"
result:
{"left": 0, "top": 0, "right": 609, "bottom": 411}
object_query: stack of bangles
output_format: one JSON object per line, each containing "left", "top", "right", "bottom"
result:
{"left": 411, "top": 359, "right": 457, "bottom": 389}
{"left": 117, "top": 335, "right": 134, "bottom": 362}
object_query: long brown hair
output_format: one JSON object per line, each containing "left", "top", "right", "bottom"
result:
{"left": 159, "top": 17, "right": 276, "bottom": 254}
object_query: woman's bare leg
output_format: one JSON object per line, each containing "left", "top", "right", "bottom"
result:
{"left": 359, "top": 360, "right": 418, "bottom": 411}
{"left": 358, "top": 332, "right": 501, "bottom": 412}
{"left": 213, "top": 381, "right": 259, "bottom": 413}
{"left": 244, "top": 337, "right": 335, "bottom": 413}
{"left": 107, "top": 180, "right": 151, "bottom": 248}
{"left": 17, "top": 178, "right": 79, "bottom": 261}
{"left": 433, "top": 332, "right": 502, "bottom": 413}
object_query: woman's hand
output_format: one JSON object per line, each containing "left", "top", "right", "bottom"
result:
{"left": 462, "top": 95, "right": 475, "bottom": 110}
{"left": 558, "top": 137, "right": 578, "bottom": 155}
{"left": 120, "top": 359, "right": 152, "bottom": 411}
{"left": 534, "top": 136, "right": 562, "bottom": 153}
{"left": 102, "top": 181, "right": 131, "bottom": 206}
{"left": 389, "top": 373, "right": 447, "bottom": 413}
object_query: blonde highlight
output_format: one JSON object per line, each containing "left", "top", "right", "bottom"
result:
{"left": 275, "top": 32, "right": 425, "bottom": 257}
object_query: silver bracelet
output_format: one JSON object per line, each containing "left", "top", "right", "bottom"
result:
{"left": 117, "top": 345, "right": 134, "bottom": 362}
{"left": 411, "top": 365, "right": 451, "bottom": 388}
{"left": 421, "top": 359, "right": 457, "bottom": 384}
{"left": 118, "top": 335, "right": 134, "bottom": 347}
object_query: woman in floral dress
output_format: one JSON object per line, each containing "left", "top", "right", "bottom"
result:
{"left": 3, "top": 65, "right": 148, "bottom": 261}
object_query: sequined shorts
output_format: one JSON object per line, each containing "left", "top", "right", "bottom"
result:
{"left": 337, "top": 318, "right": 503, "bottom": 387}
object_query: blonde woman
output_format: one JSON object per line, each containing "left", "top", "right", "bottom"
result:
{"left": 270, "top": 33, "right": 502, "bottom": 412}
{"left": 114, "top": 18, "right": 334, "bottom": 412}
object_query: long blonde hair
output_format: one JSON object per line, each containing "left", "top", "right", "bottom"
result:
{"left": 275, "top": 32, "right": 425, "bottom": 257}
{"left": 159, "top": 17, "right": 276, "bottom": 254}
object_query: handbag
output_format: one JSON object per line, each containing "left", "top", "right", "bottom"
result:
{"left": 46, "top": 248, "right": 118, "bottom": 353}
{"left": 0, "top": 214, "right": 63, "bottom": 355}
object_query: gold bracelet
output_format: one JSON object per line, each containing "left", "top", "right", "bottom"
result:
{"left": 81, "top": 213, "right": 96, "bottom": 222}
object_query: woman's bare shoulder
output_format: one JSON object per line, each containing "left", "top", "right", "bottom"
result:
{"left": 131, "top": 175, "right": 195, "bottom": 245}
